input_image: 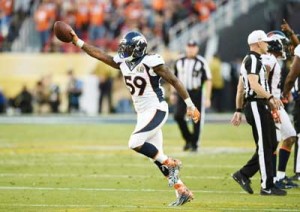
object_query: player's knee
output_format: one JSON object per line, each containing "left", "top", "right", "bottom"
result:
{"left": 128, "top": 139, "right": 143, "bottom": 150}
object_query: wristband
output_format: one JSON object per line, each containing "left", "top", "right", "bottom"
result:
{"left": 236, "top": 108, "right": 242, "bottom": 113}
{"left": 267, "top": 95, "right": 274, "bottom": 101}
{"left": 76, "top": 39, "right": 84, "bottom": 48}
{"left": 184, "top": 98, "right": 194, "bottom": 108}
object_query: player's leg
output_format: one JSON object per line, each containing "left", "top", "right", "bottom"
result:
{"left": 276, "top": 108, "right": 298, "bottom": 187}
{"left": 291, "top": 101, "right": 300, "bottom": 181}
{"left": 129, "top": 103, "right": 182, "bottom": 186}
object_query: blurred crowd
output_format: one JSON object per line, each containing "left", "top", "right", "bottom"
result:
{"left": 0, "top": 0, "right": 225, "bottom": 52}
{"left": 0, "top": 54, "right": 242, "bottom": 115}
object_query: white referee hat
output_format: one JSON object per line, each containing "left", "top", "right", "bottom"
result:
{"left": 247, "top": 30, "right": 272, "bottom": 45}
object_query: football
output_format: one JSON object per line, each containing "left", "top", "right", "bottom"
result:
{"left": 54, "top": 21, "right": 73, "bottom": 43}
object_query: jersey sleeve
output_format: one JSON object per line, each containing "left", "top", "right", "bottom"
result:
{"left": 294, "top": 45, "right": 300, "bottom": 57}
{"left": 143, "top": 54, "right": 165, "bottom": 68}
{"left": 244, "top": 55, "right": 262, "bottom": 75}
{"left": 113, "top": 54, "right": 123, "bottom": 65}
{"left": 261, "top": 54, "right": 276, "bottom": 71}
{"left": 201, "top": 57, "right": 212, "bottom": 80}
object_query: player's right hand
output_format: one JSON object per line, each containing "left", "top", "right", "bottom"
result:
{"left": 186, "top": 107, "right": 200, "bottom": 123}
{"left": 271, "top": 109, "right": 281, "bottom": 123}
{"left": 281, "top": 19, "right": 293, "bottom": 34}
{"left": 70, "top": 30, "right": 79, "bottom": 45}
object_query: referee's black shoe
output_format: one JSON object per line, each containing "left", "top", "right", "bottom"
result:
{"left": 260, "top": 186, "right": 287, "bottom": 196}
{"left": 232, "top": 171, "right": 254, "bottom": 194}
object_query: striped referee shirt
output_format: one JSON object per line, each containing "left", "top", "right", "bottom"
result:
{"left": 174, "top": 55, "right": 212, "bottom": 90}
{"left": 240, "top": 51, "right": 270, "bottom": 99}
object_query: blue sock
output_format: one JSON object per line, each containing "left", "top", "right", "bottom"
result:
{"left": 278, "top": 148, "right": 291, "bottom": 172}
{"left": 136, "top": 142, "right": 158, "bottom": 159}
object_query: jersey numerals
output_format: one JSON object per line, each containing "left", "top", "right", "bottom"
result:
{"left": 124, "top": 76, "right": 146, "bottom": 96}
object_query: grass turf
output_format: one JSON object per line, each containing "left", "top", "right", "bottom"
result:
{"left": 0, "top": 123, "right": 299, "bottom": 211}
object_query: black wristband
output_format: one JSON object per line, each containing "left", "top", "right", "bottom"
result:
{"left": 236, "top": 108, "right": 242, "bottom": 112}
{"left": 268, "top": 95, "right": 274, "bottom": 101}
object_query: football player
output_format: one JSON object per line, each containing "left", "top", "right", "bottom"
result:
{"left": 69, "top": 30, "right": 200, "bottom": 206}
{"left": 262, "top": 31, "right": 298, "bottom": 188}
{"left": 281, "top": 19, "right": 300, "bottom": 181}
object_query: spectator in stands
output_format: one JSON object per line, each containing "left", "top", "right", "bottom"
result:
{"left": 193, "top": 0, "right": 216, "bottom": 22}
{"left": 34, "top": 0, "right": 56, "bottom": 49}
{"left": 0, "top": 87, "right": 6, "bottom": 113}
{"left": 0, "top": 0, "right": 13, "bottom": 39}
{"left": 88, "top": 0, "right": 106, "bottom": 43}
{"left": 75, "top": 0, "right": 89, "bottom": 37}
{"left": 15, "top": 85, "right": 33, "bottom": 114}
{"left": 93, "top": 62, "right": 115, "bottom": 113}
{"left": 66, "top": 69, "right": 82, "bottom": 113}
{"left": 34, "top": 79, "right": 49, "bottom": 113}
{"left": 209, "top": 54, "right": 224, "bottom": 112}
{"left": 44, "top": 75, "right": 61, "bottom": 113}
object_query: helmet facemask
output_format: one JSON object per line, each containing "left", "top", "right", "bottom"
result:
{"left": 118, "top": 31, "right": 147, "bottom": 62}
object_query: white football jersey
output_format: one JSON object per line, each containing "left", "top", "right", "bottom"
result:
{"left": 261, "top": 54, "right": 281, "bottom": 98}
{"left": 294, "top": 44, "right": 300, "bottom": 57}
{"left": 113, "top": 54, "right": 165, "bottom": 113}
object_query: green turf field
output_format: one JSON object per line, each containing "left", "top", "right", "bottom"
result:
{"left": 0, "top": 123, "right": 299, "bottom": 211}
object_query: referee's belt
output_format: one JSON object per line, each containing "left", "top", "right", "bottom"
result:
{"left": 245, "top": 97, "right": 267, "bottom": 102}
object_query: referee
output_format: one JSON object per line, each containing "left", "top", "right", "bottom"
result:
{"left": 172, "top": 39, "right": 212, "bottom": 152}
{"left": 231, "top": 30, "right": 286, "bottom": 195}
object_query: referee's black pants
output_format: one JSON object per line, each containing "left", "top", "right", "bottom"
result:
{"left": 240, "top": 99, "right": 277, "bottom": 189}
{"left": 174, "top": 89, "right": 202, "bottom": 149}
{"left": 293, "top": 100, "right": 300, "bottom": 173}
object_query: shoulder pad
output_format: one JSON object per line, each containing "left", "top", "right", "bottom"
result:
{"left": 143, "top": 54, "right": 165, "bottom": 67}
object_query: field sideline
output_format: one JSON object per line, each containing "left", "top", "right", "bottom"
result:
{"left": 0, "top": 123, "right": 299, "bottom": 211}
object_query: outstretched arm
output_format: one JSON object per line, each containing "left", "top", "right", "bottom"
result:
{"left": 71, "top": 31, "right": 119, "bottom": 69}
{"left": 283, "top": 55, "right": 300, "bottom": 97}
{"left": 154, "top": 64, "right": 200, "bottom": 123}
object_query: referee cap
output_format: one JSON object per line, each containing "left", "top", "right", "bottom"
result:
{"left": 187, "top": 39, "right": 198, "bottom": 47}
{"left": 247, "top": 30, "right": 272, "bottom": 45}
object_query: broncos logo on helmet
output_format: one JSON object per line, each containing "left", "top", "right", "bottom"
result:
{"left": 267, "top": 30, "right": 290, "bottom": 60}
{"left": 118, "top": 31, "right": 147, "bottom": 61}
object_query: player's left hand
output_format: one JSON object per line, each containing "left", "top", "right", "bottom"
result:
{"left": 187, "top": 107, "right": 200, "bottom": 123}
{"left": 70, "top": 30, "right": 79, "bottom": 45}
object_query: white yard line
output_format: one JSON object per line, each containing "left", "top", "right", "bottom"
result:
{"left": 0, "top": 203, "right": 298, "bottom": 211}
{"left": 0, "top": 173, "right": 230, "bottom": 179}
{"left": 0, "top": 161, "right": 241, "bottom": 169}
{"left": 0, "top": 186, "right": 299, "bottom": 196}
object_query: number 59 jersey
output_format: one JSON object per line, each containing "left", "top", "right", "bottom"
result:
{"left": 113, "top": 54, "right": 166, "bottom": 113}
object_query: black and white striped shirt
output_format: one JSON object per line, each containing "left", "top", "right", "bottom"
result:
{"left": 240, "top": 51, "right": 269, "bottom": 99}
{"left": 174, "top": 55, "right": 212, "bottom": 90}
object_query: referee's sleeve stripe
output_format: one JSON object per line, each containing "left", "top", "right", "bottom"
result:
{"left": 250, "top": 55, "right": 257, "bottom": 74}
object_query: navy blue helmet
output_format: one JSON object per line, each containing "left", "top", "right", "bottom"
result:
{"left": 267, "top": 30, "right": 290, "bottom": 60}
{"left": 118, "top": 31, "right": 147, "bottom": 61}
